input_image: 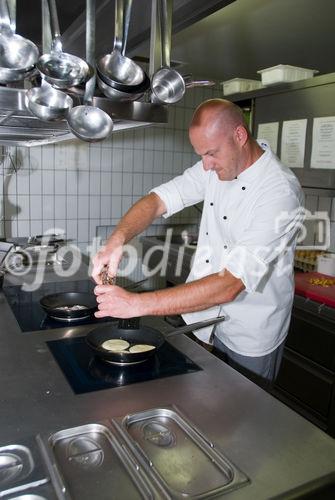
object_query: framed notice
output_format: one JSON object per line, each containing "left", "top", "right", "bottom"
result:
{"left": 257, "top": 122, "right": 279, "bottom": 154}
{"left": 310, "top": 116, "right": 335, "bottom": 169}
{"left": 280, "top": 119, "right": 307, "bottom": 168}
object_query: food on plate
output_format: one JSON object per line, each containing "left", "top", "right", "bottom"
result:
{"left": 54, "top": 304, "right": 88, "bottom": 311}
{"left": 101, "top": 339, "right": 130, "bottom": 351}
{"left": 129, "top": 344, "right": 156, "bottom": 353}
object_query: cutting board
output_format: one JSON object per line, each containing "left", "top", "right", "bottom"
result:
{"left": 295, "top": 272, "right": 335, "bottom": 308}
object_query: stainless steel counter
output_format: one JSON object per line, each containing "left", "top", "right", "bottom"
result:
{"left": 0, "top": 265, "right": 335, "bottom": 499}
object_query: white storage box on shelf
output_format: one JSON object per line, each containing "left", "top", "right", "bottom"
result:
{"left": 221, "top": 78, "right": 263, "bottom": 96}
{"left": 257, "top": 64, "right": 318, "bottom": 85}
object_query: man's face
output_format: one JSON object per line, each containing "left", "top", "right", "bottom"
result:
{"left": 189, "top": 126, "right": 241, "bottom": 181}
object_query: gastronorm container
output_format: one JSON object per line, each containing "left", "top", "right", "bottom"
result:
{"left": 0, "top": 439, "right": 49, "bottom": 498}
{"left": 2, "top": 481, "right": 58, "bottom": 499}
{"left": 257, "top": 64, "right": 318, "bottom": 85}
{"left": 113, "top": 406, "right": 249, "bottom": 499}
{"left": 37, "top": 423, "right": 156, "bottom": 500}
{"left": 221, "top": 77, "right": 263, "bottom": 95}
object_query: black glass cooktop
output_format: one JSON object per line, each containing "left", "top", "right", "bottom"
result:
{"left": 47, "top": 336, "right": 202, "bottom": 394}
{"left": 3, "top": 280, "right": 109, "bottom": 332}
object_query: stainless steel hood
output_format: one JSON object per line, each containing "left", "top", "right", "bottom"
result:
{"left": 0, "top": 86, "right": 168, "bottom": 147}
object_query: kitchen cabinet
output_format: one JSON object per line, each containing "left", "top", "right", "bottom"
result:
{"left": 271, "top": 295, "right": 335, "bottom": 437}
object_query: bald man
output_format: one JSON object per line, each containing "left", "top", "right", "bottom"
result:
{"left": 92, "top": 99, "right": 304, "bottom": 384}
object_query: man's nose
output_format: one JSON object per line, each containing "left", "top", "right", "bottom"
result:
{"left": 202, "top": 156, "right": 214, "bottom": 171}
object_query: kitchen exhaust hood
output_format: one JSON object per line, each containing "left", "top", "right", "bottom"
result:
{"left": 0, "top": 86, "right": 168, "bottom": 147}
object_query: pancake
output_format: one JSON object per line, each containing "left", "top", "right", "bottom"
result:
{"left": 101, "top": 339, "right": 130, "bottom": 352}
{"left": 129, "top": 344, "right": 156, "bottom": 353}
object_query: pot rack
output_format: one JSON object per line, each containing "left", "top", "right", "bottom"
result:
{"left": 0, "top": 0, "right": 170, "bottom": 147}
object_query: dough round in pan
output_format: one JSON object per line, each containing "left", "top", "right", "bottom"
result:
{"left": 129, "top": 344, "right": 156, "bottom": 353}
{"left": 101, "top": 339, "right": 130, "bottom": 352}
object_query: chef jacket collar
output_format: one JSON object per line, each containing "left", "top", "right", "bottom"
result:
{"left": 236, "top": 147, "right": 271, "bottom": 183}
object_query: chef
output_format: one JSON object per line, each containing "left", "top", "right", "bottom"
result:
{"left": 91, "top": 99, "right": 304, "bottom": 384}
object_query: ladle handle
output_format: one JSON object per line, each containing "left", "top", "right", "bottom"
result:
{"left": 41, "top": 0, "right": 52, "bottom": 54}
{"left": 48, "top": 0, "right": 62, "bottom": 52}
{"left": 159, "top": 0, "right": 172, "bottom": 68}
{"left": 165, "top": 315, "right": 225, "bottom": 337}
{"left": 122, "top": 0, "right": 132, "bottom": 56}
{"left": 84, "top": 0, "right": 96, "bottom": 106}
{"left": 113, "top": 0, "right": 132, "bottom": 55}
{"left": 7, "top": 0, "right": 15, "bottom": 32}
{"left": 0, "top": 0, "right": 12, "bottom": 31}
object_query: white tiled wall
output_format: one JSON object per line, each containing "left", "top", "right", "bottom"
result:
{"left": 1, "top": 85, "right": 335, "bottom": 254}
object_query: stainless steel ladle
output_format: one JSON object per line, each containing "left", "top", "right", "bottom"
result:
{"left": 67, "top": 0, "right": 113, "bottom": 142}
{"left": 37, "top": 0, "right": 91, "bottom": 90}
{"left": 26, "top": 0, "right": 73, "bottom": 122}
{"left": 26, "top": 78, "right": 73, "bottom": 122}
{"left": 0, "top": 0, "right": 39, "bottom": 83}
{"left": 97, "top": 0, "right": 146, "bottom": 88}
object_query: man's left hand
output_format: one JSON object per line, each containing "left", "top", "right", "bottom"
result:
{"left": 94, "top": 285, "right": 139, "bottom": 318}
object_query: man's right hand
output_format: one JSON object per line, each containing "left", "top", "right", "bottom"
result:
{"left": 91, "top": 239, "right": 124, "bottom": 284}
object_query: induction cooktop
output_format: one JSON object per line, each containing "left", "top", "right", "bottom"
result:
{"left": 3, "top": 279, "right": 109, "bottom": 332}
{"left": 47, "top": 335, "right": 202, "bottom": 394}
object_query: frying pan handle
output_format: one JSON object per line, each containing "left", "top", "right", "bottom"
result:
{"left": 165, "top": 315, "right": 225, "bottom": 337}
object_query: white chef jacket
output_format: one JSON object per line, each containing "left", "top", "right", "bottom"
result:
{"left": 151, "top": 144, "right": 304, "bottom": 356}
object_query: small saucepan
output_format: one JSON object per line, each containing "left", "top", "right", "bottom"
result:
{"left": 86, "top": 315, "right": 225, "bottom": 365}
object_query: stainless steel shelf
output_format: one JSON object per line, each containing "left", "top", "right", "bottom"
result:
{"left": 0, "top": 87, "right": 168, "bottom": 147}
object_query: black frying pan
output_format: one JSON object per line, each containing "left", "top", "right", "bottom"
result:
{"left": 40, "top": 279, "right": 148, "bottom": 321}
{"left": 86, "top": 316, "right": 226, "bottom": 365}
{"left": 40, "top": 292, "right": 97, "bottom": 321}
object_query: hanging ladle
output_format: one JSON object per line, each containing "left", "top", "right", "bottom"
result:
{"left": 67, "top": 0, "right": 113, "bottom": 142}
{"left": 26, "top": 0, "right": 73, "bottom": 122}
{"left": 26, "top": 78, "right": 73, "bottom": 121}
{"left": 97, "top": 0, "right": 147, "bottom": 88}
{"left": 0, "top": 0, "right": 39, "bottom": 83}
{"left": 96, "top": 0, "right": 149, "bottom": 101}
{"left": 37, "top": 0, "right": 91, "bottom": 90}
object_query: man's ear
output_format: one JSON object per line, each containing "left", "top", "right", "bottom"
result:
{"left": 235, "top": 125, "right": 248, "bottom": 146}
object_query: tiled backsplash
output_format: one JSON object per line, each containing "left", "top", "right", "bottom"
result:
{"left": 0, "top": 85, "right": 334, "bottom": 255}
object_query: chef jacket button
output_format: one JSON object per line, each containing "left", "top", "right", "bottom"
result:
{"left": 223, "top": 216, "right": 227, "bottom": 220}
{"left": 206, "top": 259, "right": 209, "bottom": 263}
{"left": 242, "top": 186, "right": 246, "bottom": 190}
{"left": 206, "top": 232, "right": 208, "bottom": 235}
{"left": 224, "top": 245, "right": 227, "bottom": 249}
{"left": 210, "top": 202, "right": 214, "bottom": 206}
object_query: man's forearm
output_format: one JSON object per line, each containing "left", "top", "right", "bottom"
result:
{"left": 135, "top": 271, "right": 245, "bottom": 316}
{"left": 106, "top": 193, "right": 166, "bottom": 246}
